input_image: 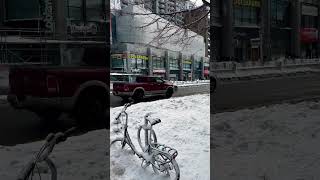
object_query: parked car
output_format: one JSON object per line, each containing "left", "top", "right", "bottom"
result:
{"left": 112, "top": 75, "right": 178, "bottom": 101}
{"left": 7, "top": 46, "right": 109, "bottom": 128}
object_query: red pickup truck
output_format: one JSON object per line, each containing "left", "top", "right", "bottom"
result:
{"left": 112, "top": 75, "right": 177, "bottom": 101}
{"left": 7, "top": 46, "right": 109, "bottom": 128}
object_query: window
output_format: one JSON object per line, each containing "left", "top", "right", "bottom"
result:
{"left": 65, "top": 46, "right": 107, "bottom": 66}
{"left": 67, "top": 0, "right": 82, "bottom": 20}
{"left": 153, "top": 56, "right": 164, "bottom": 69}
{"left": 234, "top": 5, "right": 260, "bottom": 26}
{"left": 169, "top": 57, "right": 179, "bottom": 69}
{"left": 271, "top": 0, "right": 290, "bottom": 27}
{"left": 111, "top": 55, "right": 124, "bottom": 68}
{"left": 6, "top": 0, "right": 40, "bottom": 20}
{"left": 86, "top": 0, "right": 104, "bottom": 21}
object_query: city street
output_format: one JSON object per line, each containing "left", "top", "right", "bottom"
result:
{"left": 0, "top": 84, "right": 209, "bottom": 146}
{"left": 212, "top": 72, "right": 320, "bottom": 113}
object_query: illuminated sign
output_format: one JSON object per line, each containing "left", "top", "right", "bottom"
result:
{"left": 184, "top": 60, "right": 192, "bottom": 64}
{"left": 234, "top": 0, "right": 261, "bottom": 7}
{"left": 128, "top": 54, "right": 149, "bottom": 60}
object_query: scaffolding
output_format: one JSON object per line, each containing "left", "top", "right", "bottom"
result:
{"left": 0, "top": 28, "right": 52, "bottom": 65}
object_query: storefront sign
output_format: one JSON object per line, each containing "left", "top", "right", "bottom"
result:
{"left": 153, "top": 69, "right": 166, "bottom": 74}
{"left": 184, "top": 60, "right": 192, "bottom": 64}
{"left": 131, "top": 68, "right": 141, "bottom": 73}
{"left": 128, "top": 54, "right": 149, "bottom": 60}
{"left": 67, "top": 22, "right": 98, "bottom": 35}
{"left": 302, "top": 5, "right": 318, "bottom": 16}
{"left": 233, "top": 0, "right": 261, "bottom": 7}
{"left": 301, "top": 28, "right": 318, "bottom": 43}
{"left": 42, "top": 0, "right": 54, "bottom": 32}
{"left": 111, "top": 54, "right": 123, "bottom": 59}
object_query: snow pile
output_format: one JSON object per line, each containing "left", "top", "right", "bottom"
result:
{"left": 213, "top": 100, "right": 320, "bottom": 180}
{"left": 172, "top": 80, "right": 210, "bottom": 87}
{"left": 0, "top": 130, "right": 108, "bottom": 180}
{"left": 110, "top": 94, "right": 210, "bottom": 180}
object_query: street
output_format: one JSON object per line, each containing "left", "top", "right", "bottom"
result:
{"left": 0, "top": 84, "right": 209, "bottom": 146}
{"left": 212, "top": 72, "right": 320, "bottom": 113}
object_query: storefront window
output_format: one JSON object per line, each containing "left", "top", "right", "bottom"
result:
{"left": 153, "top": 56, "right": 165, "bottom": 69}
{"left": 169, "top": 57, "right": 179, "bottom": 69}
{"left": 6, "top": 0, "right": 40, "bottom": 20}
{"left": 183, "top": 60, "right": 192, "bottom": 70}
{"left": 86, "top": 0, "right": 104, "bottom": 21}
{"left": 67, "top": 0, "right": 82, "bottom": 21}
{"left": 111, "top": 55, "right": 125, "bottom": 68}
{"left": 271, "top": 0, "right": 290, "bottom": 27}
{"left": 234, "top": 5, "right": 260, "bottom": 26}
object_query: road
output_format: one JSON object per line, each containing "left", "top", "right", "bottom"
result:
{"left": 0, "top": 84, "right": 209, "bottom": 146}
{"left": 110, "top": 84, "right": 210, "bottom": 107}
{"left": 212, "top": 72, "right": 320, "bottom": 113}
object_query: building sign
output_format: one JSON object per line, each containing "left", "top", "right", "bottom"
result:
{"left": 67, "top": 21, "right": 98, "bottom": 35}
{"left": 128, "top": 54, "right": 149, "bottom": 60}
{"left": 131, "top": 68, "right": 141, "bottom": 73}
{"left": 184, "top": 60, "right": 192, "bottom": 64}
{"left": 42, "top": 0, "right": 55, "bottom": 32}
{"left": 153, "top": 69, "right": 166, "bottom": 74}
{"left": 301, "top": 28, "right": 318, "bottom": 43}
{"left": 302, "top": 5, "right": 318, "bottom": 16}
{"left": 233, "top": 0, "right": 261, "bottom": 7}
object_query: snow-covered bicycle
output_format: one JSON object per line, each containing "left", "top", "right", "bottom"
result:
{"left": 111, "top": 102, "right": 180, "bottom": 180}
{"left": 17, "top": 127, "right": 77, "bottom": 180}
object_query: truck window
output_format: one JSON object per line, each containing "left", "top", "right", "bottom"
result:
{"left": 65, "top": 46, "right": 108, "bottom": 66}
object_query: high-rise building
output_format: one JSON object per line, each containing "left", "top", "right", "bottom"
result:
{"left": 211, "top": 0, "right": 320, "bottom": 62}
{"left": 0, "top": 0, "right": 109, "bottom": 64}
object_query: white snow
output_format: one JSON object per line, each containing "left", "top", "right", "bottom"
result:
{"left": 172, "top": 80, "right": 210, "bottom": 87}
{"left": 0, "top": 130, "right": 108, "bottom": 180}
{"left": 213, "top": 100, "right": 320, "bottom": 180}
{"left": 110, "top": 94, "right": 210, "bottom": 180}
{"left": 0, "top": 94, "right": 210, "bottom": 180}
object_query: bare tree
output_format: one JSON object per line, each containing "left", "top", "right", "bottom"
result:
{"left": 111, "top": 0, "right": 211, "bottom": 55}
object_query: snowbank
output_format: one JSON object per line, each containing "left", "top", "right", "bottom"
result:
{"left": 110, "top": 94, "right": 210, "bottom": 180}
{"left": 0, "top": 94, "right": 210, "bottom": 179}
{"left": 0, "top": 130, "right": 108, "bottom": 180}
{"left": 213, "top": 100, "right": 320, "bottom": 180}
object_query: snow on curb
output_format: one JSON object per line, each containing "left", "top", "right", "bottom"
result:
{"left": 110, "top": 94, "right": 210, "bottom": 180}
{"left": 213, "top": 100, "right": 320, "bottom": 180}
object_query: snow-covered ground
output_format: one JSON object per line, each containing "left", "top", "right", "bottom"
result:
{"left": 110, "top": 94, "right": 210, "bottom": 180}
{"left": 0, "top": 94, "right": 210, "bottom": 180}
{"left": 213, "top": 100, "right": 320, "bottom": 180}
{"left": 0, "top": 130, "right": 108, "bottom": 180}
{"left": 171, "top": 80, "right": 210, "bottom": 87}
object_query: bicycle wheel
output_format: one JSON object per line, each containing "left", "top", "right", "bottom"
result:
{"left": 137, "top": 127, "right": 157, "bottom": 152}
{"left": 20, "top": 158, "right": 57, "bottom": 180}
{"left": 152, "top": 152, "right": 180, "bottom": 180}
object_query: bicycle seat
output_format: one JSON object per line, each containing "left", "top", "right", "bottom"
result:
{"left": 145, "top": 113, "right": 161, "bottom": 126}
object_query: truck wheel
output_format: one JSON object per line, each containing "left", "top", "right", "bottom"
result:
{"left": 165, "top": 88, "right": 173, "bottom": 98}
{"left": 75, "top": 89, "right": 108, "bottom": 129}
{"left": 132, "top": 90, "right": 144, "bottom": 102}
